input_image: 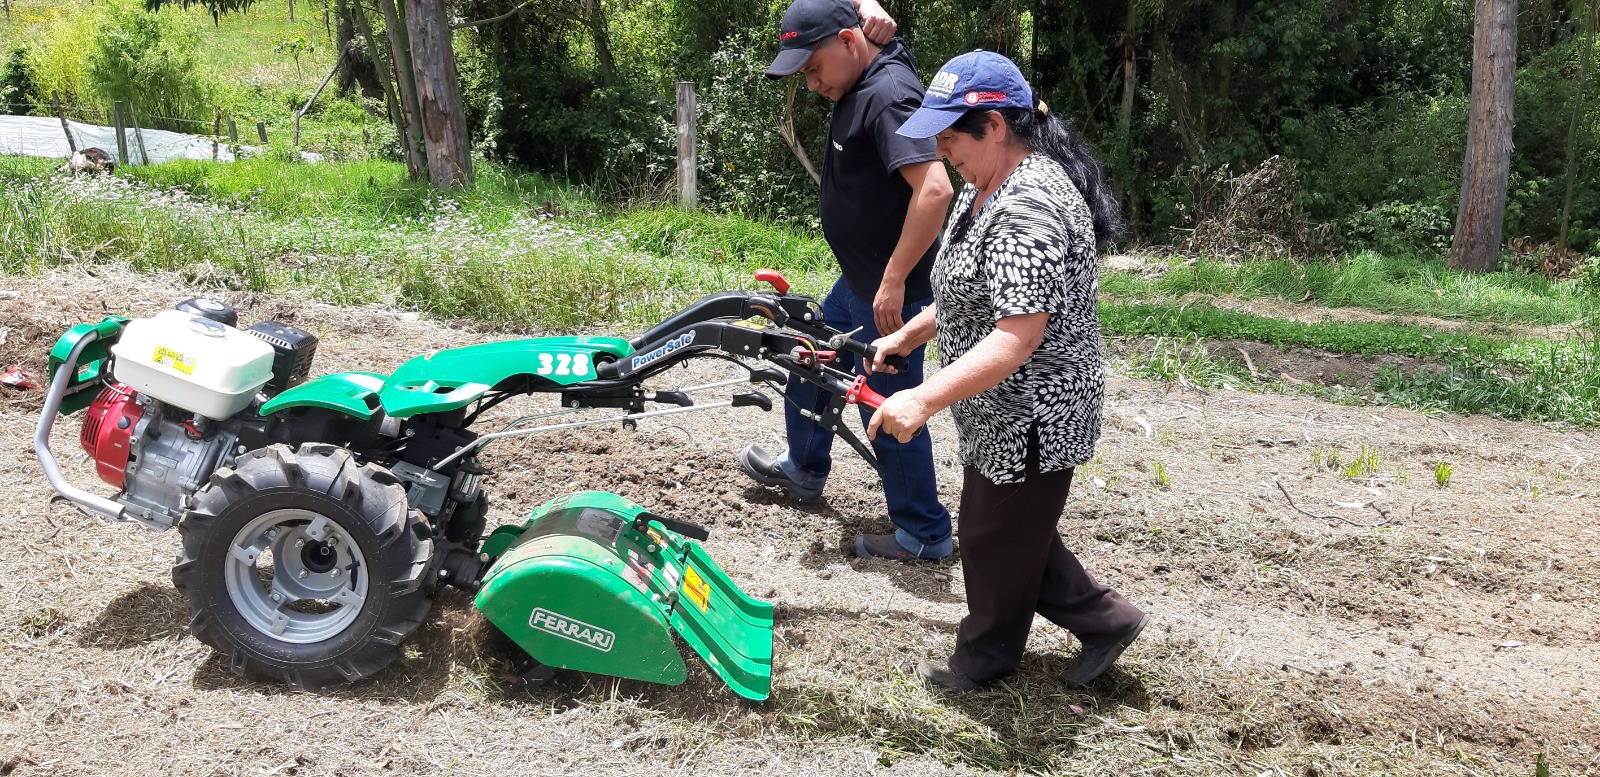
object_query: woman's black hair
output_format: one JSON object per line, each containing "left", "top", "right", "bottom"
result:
{"left": 951, "top": 106, "right": 1124, "bottom": 245}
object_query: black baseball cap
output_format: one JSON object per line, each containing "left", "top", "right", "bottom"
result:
{"left": 765, "top": 0, "right": 861, "bottom": 78}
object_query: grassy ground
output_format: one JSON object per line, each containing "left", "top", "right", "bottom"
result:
{"left": 0, "top": 155, "right": 837, "bottom": 330}
{"left": 1102, "top": 252, "right": 1597, "bottom": 327}
{"left": 6, "top": 152, "right": 1597, "bottom": 427}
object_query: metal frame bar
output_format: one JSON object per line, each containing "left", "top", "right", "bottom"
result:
{"left": 34, "top": 331, "right": 127, "bottom": 522}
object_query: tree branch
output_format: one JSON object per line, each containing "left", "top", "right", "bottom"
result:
{"left": 777, "top": 80, "right": 821, "bottom": 186}
{"left": 451, "top": 0, "right": 539, "bottom": 30}
{"left": 1274, "top": 479, "right": 1389, "bottom": 528}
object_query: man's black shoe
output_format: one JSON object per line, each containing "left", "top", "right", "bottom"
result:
{"left": 853, "top": 532, "right": 947, "bottom": 562}
{"left": 738, "top": 444, "right": 823, "bottom": 502}
{"left": 1063, "top": 613, "right": 1149, "bottom": 688}
{"left": 916, "top": 658, "right": 982, "bottom": 694}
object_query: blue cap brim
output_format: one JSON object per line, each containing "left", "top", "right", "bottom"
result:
{"left": 896, "top": 106, "right": 967, "bottom": 138}
{"left": 765, "top": 46, "right": 815, "bottom": 78}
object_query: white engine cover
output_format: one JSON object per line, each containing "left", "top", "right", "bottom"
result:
{"left": 111, "top": 310, "right": 276, "bottom": 419}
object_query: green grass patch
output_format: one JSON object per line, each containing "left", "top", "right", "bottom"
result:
{"left": 6, "top": 151, "right": 1597, "bottom": 426}
{"left": 1101, "top": 302, "right": 1502, "bottom": 360}
{"left": 1102, "top": 252, "right": 1596, "bottom": 328}
{"left": 1104, "top": 301, "right": 1600, "bottom": 426}
{"left": 0, "top": 155, "right": 834, "bottom": 331}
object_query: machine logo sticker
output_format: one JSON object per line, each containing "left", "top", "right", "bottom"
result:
{"left": 629, "top": 330, "right": 696, "bottom": 371}
{"left": 529, "top": 608, "right": 615, "bottom": 652}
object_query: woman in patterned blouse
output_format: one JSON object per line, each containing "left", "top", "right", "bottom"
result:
{"left": 866, "top": 50, "right": 1148, "bottom": 693}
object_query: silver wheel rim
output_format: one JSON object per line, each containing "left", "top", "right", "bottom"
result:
{"left": 223, "top": 508, "right": 369, "bottom": 644}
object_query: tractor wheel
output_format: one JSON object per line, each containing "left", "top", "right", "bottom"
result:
{"left": 173, "top": 443, "right": 433, "bottom": 689}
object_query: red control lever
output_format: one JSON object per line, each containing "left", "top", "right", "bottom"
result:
{"left": 789, "top": 346, "right": 837, "bottom": 367}
{"left": 754, "top": 268, "right": 790, "bottom": 294}
{"left": 845, "top": 374, "right": 887, "bottom": 410}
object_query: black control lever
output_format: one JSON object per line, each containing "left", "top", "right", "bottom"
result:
{"left": 748, "top": 367, "right": 788, "bottom": 385}
{"left": 731, "top": 391, "right": 773, "bottom": 411}
{"left": 647, "top": 390, "right": 694, "bottom": 407}
{"left": 634, "top": 511, "right": 711, "bottom": 542}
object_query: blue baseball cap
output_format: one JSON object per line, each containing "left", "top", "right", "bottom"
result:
{"left": 897, "top": 50, "right": 1034, "bottom": 138}
{"left": 766, "top": 0, "right": 861, "bottom": 78}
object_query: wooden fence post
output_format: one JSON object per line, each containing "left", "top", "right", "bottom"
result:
{"left": 112, "top": 101, "right": 129, "bottom": 166}
{"left": 52, "top": 91, "right": 78, "bottom": 155}
{"left": 127, "top": 103, "right": 149, "bottom": 165}
{"left": 227, "top": 117, "right": 239, "bottom": 143}
{"left": 213, "top": 107, "right": 223, "bottom": 160}
{"left": 257, "top": 121, "right": 269, "bottom": 144}
{"left": 676, "top": 81, "right": 697, "bottom": 210}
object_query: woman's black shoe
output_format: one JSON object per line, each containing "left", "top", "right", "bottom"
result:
{"left": 1063, "top": 613, "right": 1149, "bottom": 688}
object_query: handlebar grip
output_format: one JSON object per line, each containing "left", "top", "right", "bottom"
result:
{"left": 864, "top": 343, "right": 910, "bottom": 373}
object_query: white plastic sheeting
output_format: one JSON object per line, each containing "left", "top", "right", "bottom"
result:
{"left": 0, "top": 114, "right": 253, "bottom": 164}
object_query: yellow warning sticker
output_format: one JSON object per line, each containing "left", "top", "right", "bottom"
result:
{"left": 681, "top": 565, "right": 710, "bottom": 612}
{"left": 152, "top": 346, "right": 197, "bottom": 375}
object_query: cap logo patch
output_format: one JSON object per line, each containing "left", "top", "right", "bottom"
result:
{"left": 781, "top": 30, "right": 799, "bottom": 41}
{"left": 965, "top": 90, "right": 1007, "bottom": 105}
{"left": 927, "top": 71, "right": 959, "bottom": 99}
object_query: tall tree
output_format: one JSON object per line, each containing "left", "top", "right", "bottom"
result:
{"left": 1559, "top": 0, "right": 1597, "bottom": 249}
{"left": 335, "top": 0, "right": 385, "bottom": 100}
{"left": 1451, "top": 0, "right": 1519, "bottom": 272}
{"left": 405, "top": 0, "right": 472, "bottom": 187}
{"left": 149, "top": 0, "right": 470, "bottom": 188}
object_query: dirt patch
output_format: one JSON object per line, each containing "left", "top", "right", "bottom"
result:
{"left": 1, "top": 267, "right": 1596, "bottom": 775}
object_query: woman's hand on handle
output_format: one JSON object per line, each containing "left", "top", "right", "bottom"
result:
{"left": 866, "top": 332, "right": 914, "bottom": 375}
{"left": 867, "top": 391, "right": 932, "bottom": 443}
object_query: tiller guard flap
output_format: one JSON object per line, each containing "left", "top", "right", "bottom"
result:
{"left": 475, "top": 492, "right": 774, "bottom": 701}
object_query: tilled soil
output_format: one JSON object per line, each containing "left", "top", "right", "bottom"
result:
{"left": 1, "top": 268, "right": 1596, "bottom": 776}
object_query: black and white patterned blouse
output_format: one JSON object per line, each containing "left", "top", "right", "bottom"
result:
{"left": 931, "top": 152, "right": 1103, "bottom": 484}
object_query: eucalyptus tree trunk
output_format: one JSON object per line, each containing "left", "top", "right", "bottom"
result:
{"left": 1118, "top": 1, "right": 1139, "bottom": 212}
{"left": 378, "top": 0, "right": 427, "bottom": 180}
{"left": 405, "top": 0, "right": 473, "bottom": 188}
{"left": 335, "top": 0, "right": 384, "bottom": 99}
{"left": 1450, "top": 0, "right": 1517, "bottom": 273}
{"left": 352, "top": 0, "right": 404, "bottom": 136}
{"left": 579, "top": 0, "right": 618, "bottom": 87}
{"left": 1559, "top": 0, "right": 1596, "bottom": 250}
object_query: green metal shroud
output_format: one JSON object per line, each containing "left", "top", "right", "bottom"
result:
{"left": 47, "top": 317, "right": 128, "bottom": 415}
{"left": 475, "top": 491, "right": 775, "bottom": 701}
{"left": 260, "top": 336, "right": 635, "bottom": 419}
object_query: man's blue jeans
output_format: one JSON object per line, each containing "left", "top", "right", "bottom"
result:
{"left": 775, "top": 276, "right": 954, "bottom": 557}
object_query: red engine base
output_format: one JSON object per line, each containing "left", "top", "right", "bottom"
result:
{"left": 80, "top": 384, "right": 143, "bottom": 488}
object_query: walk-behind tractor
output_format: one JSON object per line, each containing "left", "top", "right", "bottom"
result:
{"left": 35, "top": 271, "right": 897, "bottom": 701}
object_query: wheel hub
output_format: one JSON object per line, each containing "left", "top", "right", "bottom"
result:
{"left": 223, "top": 508, "right": 370, "bottom": 643}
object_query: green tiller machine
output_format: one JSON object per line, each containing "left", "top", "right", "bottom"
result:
{"left": 35, "top": 272, "right": 894, "bottom": 701}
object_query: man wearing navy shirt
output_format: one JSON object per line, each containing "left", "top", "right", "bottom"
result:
{"left": 739, "top": 0, "right": 955, "bottom": 562}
